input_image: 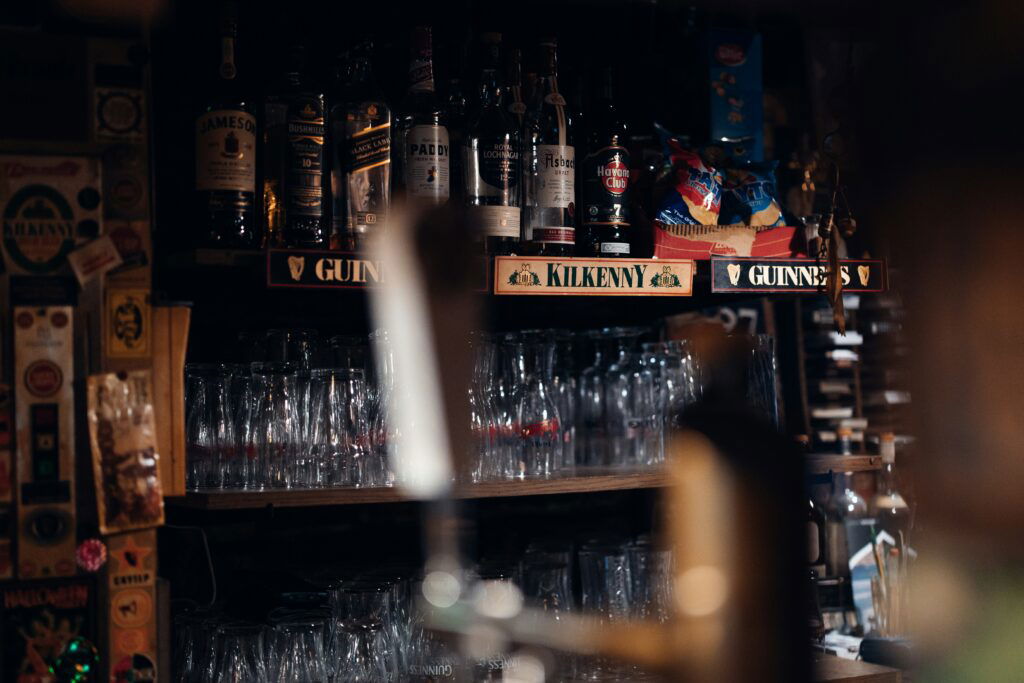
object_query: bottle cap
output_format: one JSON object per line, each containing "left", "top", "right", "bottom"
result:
{"left": 837, "top": 427, "right": 853, "bottom": 438}
{"left": 880, "top": 431, "right": 896, "bottom": 463}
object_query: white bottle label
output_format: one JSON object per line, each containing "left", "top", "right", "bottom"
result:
{"left": 196, "top": 109, "right": 256, "bottom": 192}
{"left": 537, "top": 144, "right": 574, "bottom": 208}
{"left": 600, "top": 241, "right": 630, "bottom": 255}
{"left": 470, "top": 205, "right": 520, "bottom": 238}
{"left": 405, "top": 125, "right": 450, "bottom": 202}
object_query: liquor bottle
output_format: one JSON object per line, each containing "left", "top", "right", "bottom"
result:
{"left": 463, "top": 33, "right": 521, "bottom": 255}
{"left": 398, "top": 26, "right": 450, "bottom": 205}
{"left": 263, "top": 45, "right": 327, "bottom": 247}
{"left": 330, "top": 43, "right": 391, "bottom": 252}
{"left": 581, "top": 66, "right": 631, "bottom": 257}
{"left": 824, "top": 428, "right": 868, "bottom": 578}
{"left": 872, "top": 432, "right": 911, "bottom": 539}
{"left": 195, "top": 2, "right": 258, "bottom": 248}
{"left": 505, "top": 47, "right": 526, "bottom": 129}
{"left": 524, "top": 38, "right": 575, "bottom": 256}
{"left": 445, "top": 31, "right": 471, "bottom": 204}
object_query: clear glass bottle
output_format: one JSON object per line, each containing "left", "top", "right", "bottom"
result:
{"left": 464, "top": 32, "right": 521, "bottom": 255}
{"left": 398, "top": 26, "right": 450, "bottom": 205}
{"left": 604, "top": 330, "right": 657, "bottom": 467}
{"left": 515, "top": 337, "right": 561, "bottom": 479}
{"left": 523, "top": 38, "right": 575, "bottom": 256}
{"left": 873, "top": 432, "right": 911, "bottom": 539}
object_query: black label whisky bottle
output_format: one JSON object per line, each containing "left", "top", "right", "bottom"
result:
{"left": 195, "top": 3, "right": 258, "bottom": 248}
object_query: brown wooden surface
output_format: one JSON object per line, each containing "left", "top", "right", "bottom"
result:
{"left": 813, "top": 653, "right": 901, "bottom": 682}
{"left": 167, "top": 467, "right": 670, "bottom": 510}
{"left": 807, "top": 454, "right": 882, "bottom": 474}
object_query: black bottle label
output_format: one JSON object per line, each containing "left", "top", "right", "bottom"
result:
{"left": 286, "top": 99, "right": 325, "bottom": 217}
{"left": 582, "top": 145, "right": 630, "bottom": 227}
{"left": 348, "top": 121, "right": 391, "bottom": 173}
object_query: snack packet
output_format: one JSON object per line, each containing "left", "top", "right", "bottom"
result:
{"left": 720, "top": 160, "right": 786, "bottom": 227}
{"left": 655, "top": 138, "right": 724, "bottom": 226}
{"left": 88, "top": 371, "right": 165, "bottom": 534}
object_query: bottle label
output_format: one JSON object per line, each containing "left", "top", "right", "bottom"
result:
{"left": 348, "top": 121, "right": 391, "bottom": 173}
{"left": 536, "top": 144, "right": 574, "bottom": 208}
{"left": 195, "top": 109, "right": 256, "bottom": 192}
{"left": 465, "top": 138, "right": 520, "bottom": 201}
{"left": 583, "top": 145, "right": 630, "bottom": 227}
{"left": 600, "top": 241, "right": 629, "bottom": 255}
{"left": 405, "top": 125, "right": 450, "bottom": 202}
{"left": 469, "top": 205, "right": 520, "bottom": 238}
{"left": 286, "top": 100, "right": 325, "bottom": 217}
{"left": 533, "top": 227, "right": 574, "bottom": 244}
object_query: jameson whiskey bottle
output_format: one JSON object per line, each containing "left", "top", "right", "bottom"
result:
{"left": 195, "top": 2, "right": 258, "bottom": 248}
{"left": 330, "top": 43, "right": 390, "bottom": 251}
{"left": 581, "top": 66, "right": 631, "bottom": 257}
{"left": 264, "top": 45, "right": 326, "bottom": 247}
{"left": 398, "top": 26, "right": 450, "bottom": 205}
{"left": 524, "top": 38, "right": 575, "bottom": 256}
{"left": 464, "top": 33, "right": 521, "bottom": 255}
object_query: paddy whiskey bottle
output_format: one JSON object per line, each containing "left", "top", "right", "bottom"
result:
{"left": 398, "top": 26, "right": 450, "bottom": 205}
{"left": 330, "top": 43, "right": 390, "bottom": 251}
{"left": 264, "top": 45, "right": 326, "bottom": 247}
{"left": 581, "top": 66, "right": 631, "bottom": 257}
{"left": 524, "top": 39, "right": 575, "bottom": 256}
{"left": 464, "top": 33, "right": 521, "bottom": 255}
{"left": 195, "top": 4, "right": 258, "bottom": 248}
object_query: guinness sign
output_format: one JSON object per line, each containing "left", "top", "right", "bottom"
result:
{"left": 711, "top": 257, "right": 886, "bottom": 293}
{"left": 267, "top": 249, "right": 384, "bottom": 289}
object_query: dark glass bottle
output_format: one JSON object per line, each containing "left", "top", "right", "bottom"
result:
{"left": 524, "top": 39, "right": 575, "bottom": 256}
{"left": 505, "top": 47, "right": 526, "bottom": 129}
{"left": 329, "top": 43, "right": 390, "bottom": 252}
{"left": 398, "top": 26, "right": 450, "bottom": 205}
{"left": 581, "top": 66, "right": 631, "bottom": 257}
{"left": 263, "top": 45, "right": 326, "bottom": 247}
{"left": 195, "top": 3, "right": 258, "bottom": 248}
{"left": 463, "top": 33, "right": 521, "bottom": 255}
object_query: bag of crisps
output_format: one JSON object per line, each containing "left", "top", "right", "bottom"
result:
{"left": 654, "top": 138, "right": 724, "bottom": 226}
{"left": 720, "top": 160, "right": 786, "bottom": 227}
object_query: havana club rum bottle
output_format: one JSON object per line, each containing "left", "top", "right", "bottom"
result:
{"left": 524, "top": 39, "right": 575, "bottom": 256}
{"left": 195, "top": 3, "right": 258, "bottom": 248}
{"left": 581, "top": 66, "right": 631, "bottom": 257}
{"left": 263, "top": 45, "right": 327, "bottom": 247}
{"left": 397, "top": 26, "right": 450, "bottom": 205}
{"left": 464, "top": 33, "right": 521, "bottom": 255}
{"left": 330, "top": 43, "right": 391, "bottom": 251}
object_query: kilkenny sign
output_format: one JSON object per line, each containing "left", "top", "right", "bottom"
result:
{"left": 710, "top": 257, "right": 886, "bottom": 293}
{"left": 266, "top": 249, "right": 384, "bottom": 289}
{"left": 493, "top": 257, "right": 695, "bottom": 296}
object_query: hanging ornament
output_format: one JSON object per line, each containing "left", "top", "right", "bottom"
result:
{"left": 76, "top": 538, "right": 107, "bottom": 572}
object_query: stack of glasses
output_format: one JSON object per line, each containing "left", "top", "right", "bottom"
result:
{"left": 172, "top": 536, "right": 672, "bottom": 681}
{"left": 185, "top": 326, "right": 775, "bottom": 490}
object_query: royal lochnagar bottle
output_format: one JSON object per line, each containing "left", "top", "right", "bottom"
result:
{"left": 330, "top": 43, "right": 390, "bottom": 251}
{"left": 581, "top": 66, "right": 631, "bottom": 257}
{"left": 524, "top": 39, "right": 575, "bottom": 256}
{"left": 264, "top": 45, "right": 326, "bottom": 247}
{"left": 464, "top": 33, "right": 521, "bottom": 255}
{"left": 398, "top": 26, "right": 450, "bottom": 205}
{"left": 195, "top": 3, "right": 258, "bottom": 248}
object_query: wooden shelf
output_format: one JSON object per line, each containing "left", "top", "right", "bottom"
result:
{"left": 167, "top": 468, "right": 669, "bottom": 510}
{"left": 806, "top": 454, "right": 882, "bottom": 475}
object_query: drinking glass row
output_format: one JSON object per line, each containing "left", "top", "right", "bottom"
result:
{"left": 173, "top": 536, "right": 671, "bottom": 682}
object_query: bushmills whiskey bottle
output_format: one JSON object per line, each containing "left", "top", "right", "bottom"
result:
{"left": 195, "top": 2, "right": 258, "bottom": 248}
{"left": 330, "top": 43, "right": 391, "bottom": 251}
{"left": 464, "top": 33, "right": 521, "bottom": 255}
{"left": 524, "top": 38, "right": 575, "bottom": 256}
{"left": 398, "top": 26, "right": 450, "bottom": 205}
{"left": 264, "top": 45, "right": 327, "bottom": 247}
{"left": 581, "top": 66, "right": 631, "bottom": 257}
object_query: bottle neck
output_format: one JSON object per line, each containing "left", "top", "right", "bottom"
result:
{"left": 348, "top": 58, "right": 373, "bottom": 87}
{"left": 408, "top": 28, "right": 436, "bottom": 93}
{"left": 879, "top": 462, "right": 898, "bottom": 494}
{"left": 538, "top": 43, "right": 558, "bottom": 79}
{"left": 218, "top": 31, "right": 237, "bottom": 81}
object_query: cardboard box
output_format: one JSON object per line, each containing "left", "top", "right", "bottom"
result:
{"left": 13, "top": 305, "right": 76, "bottom": 579}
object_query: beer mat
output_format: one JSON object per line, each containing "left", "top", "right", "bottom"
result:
{"left": 87, "top": 371, "right": 165, "bottom": 534}
{"left": 653, "top": 222, "right": 801, "bottom": 260}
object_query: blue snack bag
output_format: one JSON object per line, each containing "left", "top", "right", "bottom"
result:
{"left": 720, "top": 160, "right": 785, "bottom": 227}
